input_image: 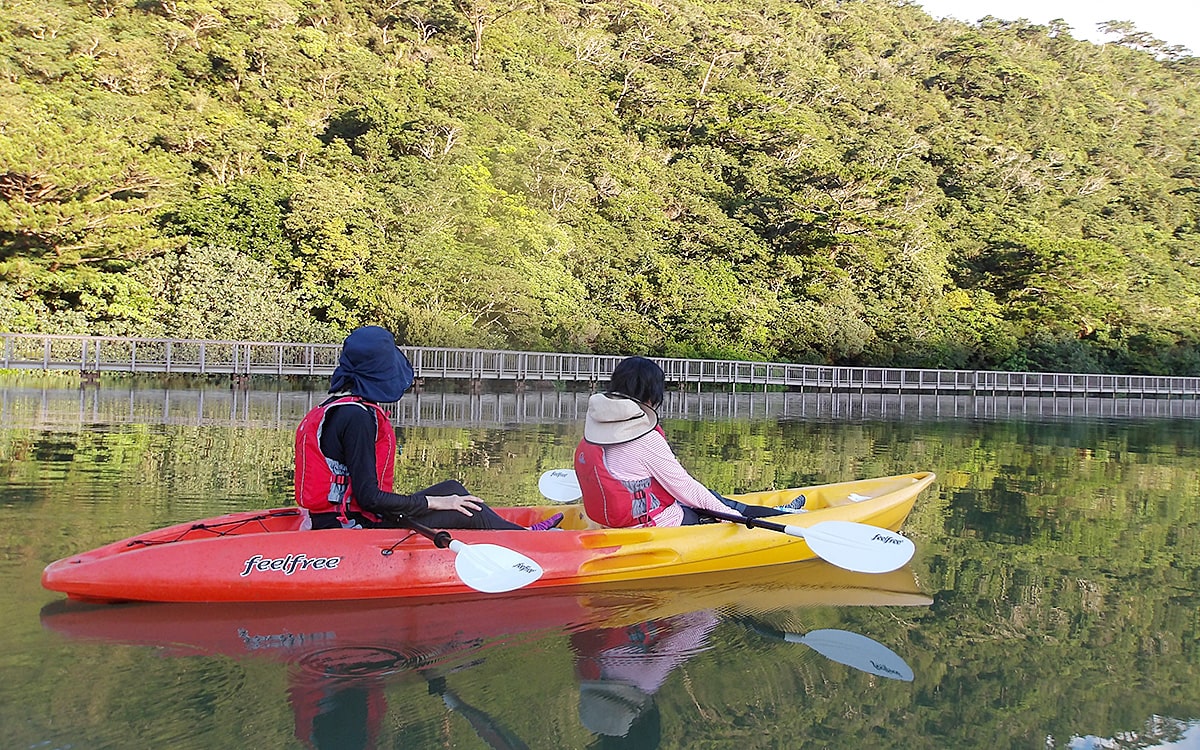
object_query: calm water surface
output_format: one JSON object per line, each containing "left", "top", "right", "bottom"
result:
{"left": 3, "top": 377, "right": 1200, "bottom": 749}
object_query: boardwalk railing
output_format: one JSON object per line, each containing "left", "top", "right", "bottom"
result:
{"left": 3, "top": 332, "right": 1199, "bottom": 398}
{"left": 5, "top": 386, "right": 1200, "bottom": 432}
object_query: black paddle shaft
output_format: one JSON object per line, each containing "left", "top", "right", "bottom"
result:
{"left": 694, "top": 507, "right": 792, "bottom": 533}
{"left": 394, "top": 515, "right": 454, "bottom": 548}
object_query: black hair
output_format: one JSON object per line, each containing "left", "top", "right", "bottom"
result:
{"left": 609, "top": 357, "right": 665, "bottom": 408}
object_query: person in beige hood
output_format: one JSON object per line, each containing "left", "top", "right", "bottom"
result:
{"left": 574, "top": 357, "right": 802, "bottom": 528}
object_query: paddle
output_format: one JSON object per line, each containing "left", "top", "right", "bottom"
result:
{"left": 739, "top": 618, "right": 914, "bottom": 681}
{"left": 539, "top": 468, "right": 582, "bottom": 503}
{"left": 391, "top": 515, "right": 544, "bottom": 594}
{"left": 537, "top": 469, "right": 915, "bottom": 574}
{"left": 692, "top": 506, "right": 914, "bottom": 574}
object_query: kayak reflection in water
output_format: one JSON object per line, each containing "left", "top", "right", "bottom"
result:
{"left": 572, "top": 609, "right": 721, "bottom": 748}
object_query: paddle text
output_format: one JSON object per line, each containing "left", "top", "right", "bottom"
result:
{"left": 870, "top": 659, "right": 906, "bottom": 679}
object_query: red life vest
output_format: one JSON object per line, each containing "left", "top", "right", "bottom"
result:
{"left": 289, "top": 678, "right": 386, "bottom": 749}
{"left": 294, "top": 395, "right": 395, "bottom": 520}
{"left": 575, "top": 431, "right": 676, "bottom": 527}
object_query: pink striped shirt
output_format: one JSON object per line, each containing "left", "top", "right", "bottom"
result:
{"left": 599, "top": 429, "right": 736, "bottom": 527}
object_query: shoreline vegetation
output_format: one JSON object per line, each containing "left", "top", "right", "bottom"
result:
{"left": 1, "top": 0, "right": 1198, "bottom": 376}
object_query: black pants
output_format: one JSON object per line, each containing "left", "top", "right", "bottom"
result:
{"left": 311, "top": 480, "right": 525, "bottom": 531}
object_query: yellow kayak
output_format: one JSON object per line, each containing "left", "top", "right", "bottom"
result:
{"left": 538, "top": 471, "right": 936, "bottom": 581}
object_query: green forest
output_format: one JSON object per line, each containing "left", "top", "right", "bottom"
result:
{"left": 1, "top": 0, "right": 1199, "bottom": 374}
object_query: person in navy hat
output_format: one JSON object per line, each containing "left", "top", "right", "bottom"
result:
{"left": 295, "top": 326, "right": 562, "bottom": 531}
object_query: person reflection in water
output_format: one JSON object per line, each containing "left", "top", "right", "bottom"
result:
{"left": 289, "top": 650, "right": 529, "bottom": 750}
{"left": 290, "top": 660, "right": 387, "bottom": 750}
{"left": 572, "top": 609, "right": 721, "bottom": 748}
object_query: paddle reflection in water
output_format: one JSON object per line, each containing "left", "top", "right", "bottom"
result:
{"left": 39, "top": 561, "right": 931, "bottom": 748}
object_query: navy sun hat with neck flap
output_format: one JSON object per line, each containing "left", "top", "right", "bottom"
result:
{"left": 329, "top": 326, "right": 414, "bottom": 403}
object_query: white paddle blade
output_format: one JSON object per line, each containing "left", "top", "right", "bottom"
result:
{"left": 538, "top": 469, "right": 582, "bottom": 503}
{"left": 783, "top": 521, "right": 915, "bottom": 574}
{"left": 797, "top": 629, "right": 914, "bottom": 681}
{"left": 449, "top": 540, "right": 544, "bottom": 593}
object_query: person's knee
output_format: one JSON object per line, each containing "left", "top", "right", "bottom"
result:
{"left": 425, "top": 479, "right": 470, "bottom": 496}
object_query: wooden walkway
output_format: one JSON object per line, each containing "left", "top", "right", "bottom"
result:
{"left": 3, "top": 332, "right": 1199, "bottom": 398}
{"left": 5, "top": 385, "right": 1200, "bottom": 431}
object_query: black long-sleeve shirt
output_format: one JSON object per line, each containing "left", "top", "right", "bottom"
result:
{"left": 317, "top": 401, "right": 429, "bottom": 517}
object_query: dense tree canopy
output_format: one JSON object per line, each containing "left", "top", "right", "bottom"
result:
{"left": 1, "top": 0, "right": 1198, "bottom": 373}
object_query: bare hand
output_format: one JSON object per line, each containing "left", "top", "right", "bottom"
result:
{"left": 426, "top": 493, "right": 484, "bottom": 516}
